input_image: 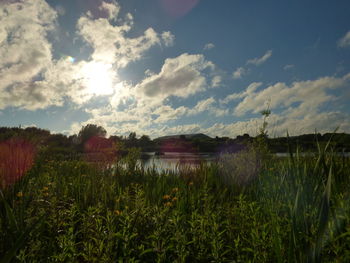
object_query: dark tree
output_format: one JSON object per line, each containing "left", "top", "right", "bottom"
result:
{"left": 78, "top": 124, "right": 107, "bottom": 147}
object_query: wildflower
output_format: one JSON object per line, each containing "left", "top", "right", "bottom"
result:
{"left": 16, "top": 192, "right": 23, "bottom": 198}
{"left": 164, "top": 202, "right": 173, "bottom": 207}
{"left": 114, "top": 210, "right": 122, "bottom": 216}
{"left": 81, "top": 174, "right": 87, "bottom": 177}
{"left": 188, "top": 182, "right": 193, "bottom": 186}
{"left": 172, "top": 187, "right": 179, "bottom": 193}
{"left": 163, "top": 194, "right": 171, "bottom": 200}
{"left": 172, "top": 197, "right": 178, "bottom": 202}
{"left": 42, "top": 186, "right": 49, "bottom": 191}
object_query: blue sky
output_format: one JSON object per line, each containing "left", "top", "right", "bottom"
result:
{"left": 0, "top": 0, "right": 350, "bottom": 138}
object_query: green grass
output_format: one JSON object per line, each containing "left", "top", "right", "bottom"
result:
{"left": 1, "top": 147, "right": 350, "bottom": 262}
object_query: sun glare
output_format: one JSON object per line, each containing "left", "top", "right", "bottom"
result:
{"left": 82, "top": 62, "right": 114, "bottom": 95}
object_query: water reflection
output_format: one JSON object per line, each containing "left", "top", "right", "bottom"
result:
{"left": 138, "top": 151, "right": 350, "bottom": 173}
{"left": 140, "top": 152, "right": 215, "bottom": 172}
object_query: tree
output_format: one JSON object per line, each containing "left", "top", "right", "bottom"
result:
{"left": 139, "top": 135, "right": 151, "bottom": 146}
{"left": 126, "top": 132, "right": 137, "bottom": 147}
{"left": 77, "top": 124, "right": 107, "bottom": 148}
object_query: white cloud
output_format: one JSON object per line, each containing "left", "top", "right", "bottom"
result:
{"left": 0, "top": 0, "right": 176, "bottom": 110}
{"left": 137, "top": 53, "right": 215, "bottom": 100}
{"left": 204, "top": 43, "right": 215, "bottom": 50}
{"left": 204, "top": 119, "right": 262, "bottom": 138}
{"left": 233, "top": 74, "right": 349, "bottom": 116}
{"left": 338, "top": 31, "right": 350, "bottom": 48}
{"left": 247, "top": 50, "right": 273, "bottom": 66}
{"left": 99, "top": 1, "right": 120, "bottom": 21}
{"left": 232, "top": 67, "right": 246, "bottom": 79}
{"left": 55, "top": 5, "right": 66, "bottom": 16}
{"left": 161, "top": 31, "right": 175, "bottom": 47}
{"left": 157, "top": 124, "right": 202, "bottom": 137}
{"left": 211, "top": 75, "right": 222, "bottom": 87}
{"left": 188, "top": 97, "right": 215, "bottom": 115}
{"left": 202, "top": 110, "right": 350, "bottom": 138}
{"left": 0, "top": 0, "right": 59, "bottom": 110}
{"left": 188, "top": 97, "right": 228, "bottom": 117}
{"left": 77, "top": 15, "right": 159, "bottom": 67}
{"left": 153, "top": 105, "right": 188, "bottom": 123}
{"left": 221, "top": 82, "right": 262, "bottom": 104}
{"left": 284, "top": 64, "right": 294, "bottom": 70}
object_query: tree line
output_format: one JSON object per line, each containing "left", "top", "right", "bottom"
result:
{"left": 1, "top": 125, "right": 350, "bottom": 161}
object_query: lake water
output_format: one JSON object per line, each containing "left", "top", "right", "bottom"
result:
{"left": 139, "top": 152, "right": 216, "bottom": 172}
{"left": 138, "top": 151, "right": 350, "bottom": 173}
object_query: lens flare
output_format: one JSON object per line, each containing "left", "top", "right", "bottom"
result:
{"left": 161, "top": 0, "right": 199, "bottom": 18}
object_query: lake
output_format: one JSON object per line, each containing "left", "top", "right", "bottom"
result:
{"left": 138, "top": 151, "right": 350, "bottom": 173}
{"left": 139, "top": 152, "right": 216, "bottom": 172}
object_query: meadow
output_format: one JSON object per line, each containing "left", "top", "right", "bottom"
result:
{"left": 1, "top": 138, "right": 350, "bottom": 262}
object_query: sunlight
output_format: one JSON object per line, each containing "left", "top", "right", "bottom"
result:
{"left": 81, "top": 61, "right": 114, "bottom": 95}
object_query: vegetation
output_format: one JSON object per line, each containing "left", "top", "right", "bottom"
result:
{"left": 1, "top": 126, "right": 350, "bottom": 158}
{"left": 0, "top": 124, "right": 350, "bottom": 262}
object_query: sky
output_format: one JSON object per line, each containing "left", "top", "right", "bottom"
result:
{"left": 0, "top": 0, "right": 350, "bottom": 138}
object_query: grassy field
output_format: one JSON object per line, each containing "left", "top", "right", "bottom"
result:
{"left": 1, "top": 142, "right": 350, "bottom": 262}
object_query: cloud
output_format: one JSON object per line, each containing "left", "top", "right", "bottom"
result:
{"left": 204, "top": 43, "right": 215, "bottom": 50}
{"left": 0, "top": 0, "right": 176, "bottom": 110}
{"left": 211, "top": 75, "right": 222, "bottom": 87}
{"left": 0, "top": 0, "right": 59, "bottom": 110}
{"left": 153, "top": 105, "right": 188, "bottom": 123}
{"left": 232, "top": 67, "right": 246, "bottom": 79}
{"left": 55, "top": 5, "right": 66, "bottom": 16}
{"left": 221, "top": 82, "right": 262, "bottom": 104}
{"left": 187, "top": 97, "right": 228, "bottom": 117}
{"left": 78, "top": 72, "right": 350, "bottom": 138}
{"left": 247, "top": 50, "right": 273, "bottom": 66}
{"left": 202, "top": 110, "right": 350, "bottom": 138}
{"left": 284, "top": 64, "right": 294, "bottom": 70}
{"left": 233, "top": 73, "right": 350, "bottom": 116}
{"left": 99, "top": 1, "right": 120, "bottom": 21}
{"left": 77, "top": 15, "right": 160, "bottom": 67}
{"left": 338, "top": 30, "right": 350, "bottom": 48}
{"left": 157, "top": 124, "right": 202, "bottom": 136}
{"left": 137, "top": 53, "right": 216, "bottom": 100}
{"left": 161, "top": 31, "right": 175, "bottom": 47}
{"left": 204, "top": 120, "right": 262, "bottom": 138}
{"left": 188, "top": 97, "right": 215, "bottom": 115}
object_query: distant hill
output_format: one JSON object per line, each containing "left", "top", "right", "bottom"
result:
{"left": 154, "top": 133, "right": 212, "bottom": 141}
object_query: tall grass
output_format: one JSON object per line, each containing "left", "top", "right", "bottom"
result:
{"left": 0, "top": 142, "right": 349, "bottom": 262}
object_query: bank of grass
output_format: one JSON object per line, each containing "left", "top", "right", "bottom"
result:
{"left": 1, "top": 145, "right": 350, "bottom": 262}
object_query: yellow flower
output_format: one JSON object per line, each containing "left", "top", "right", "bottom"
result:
{"left": 43, "top": 186, "right": 49, "bottom": 191}
{"left": 163, "top": 194, "right": 171, "bottom": 200}
{"left": 172, "top": 197, "right": 178, "bottom": 202}
{"left": 114, "top": 210, "right": 122, "bottom": 216}
{"left": 164, "top": 202, "right": 173, "bottom": 207}
{"left": 172, "top": 187, "right": 179, "bottom": 193}
{"left": 16, "top": 192, "right": 23, "bottom": 198}
{"left": 188, "top": 182, "right": 194, "bottom": 186}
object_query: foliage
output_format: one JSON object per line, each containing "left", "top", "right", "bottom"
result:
{"left": 77, "top": 124, "right": 107, "bottom": 148}
{"left": 0, "top": 135, "right": 350, "bottom": 262}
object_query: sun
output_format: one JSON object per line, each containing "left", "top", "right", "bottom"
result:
{"left": 81, "top": 61, "right": 114, "bottom": 95}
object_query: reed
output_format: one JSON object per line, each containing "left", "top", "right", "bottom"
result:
{"left": 0, "top": 138, "right": 349, "bottom": 262}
